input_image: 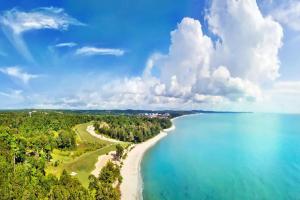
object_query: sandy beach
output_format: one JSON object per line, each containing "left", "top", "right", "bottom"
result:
{"left": 120, "top": 119, "right": 176, "bottom": 200}
{"left": 91, "top": 151, "right": 116, "bottom": 177}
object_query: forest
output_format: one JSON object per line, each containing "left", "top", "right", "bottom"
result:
{"left": 0, "top": 111, "right": 171, "bottom": 199}
{"left": 94, "top": 115, "right": 172, "bottom": 142}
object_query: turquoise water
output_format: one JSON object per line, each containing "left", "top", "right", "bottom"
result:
{"left": 141, "top": 114, "right": 300, "bottom": 200}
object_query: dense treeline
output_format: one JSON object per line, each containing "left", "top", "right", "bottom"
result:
{"left": 0, "top": 111, "right": 171, "bottom": 199}
{"left": 58, "top": 109, "right": 198, "bottom": 117}
{"left": 0, "top": 111, "right": 95, "bottom": 162}
{"left": 94, "top": 116, "right": 172, "bottom": 142}
{"left": 89, "top": 162, "right": 122, "bottom": 199}
{"left": 0, "top": 111, "right": 95, "bottom": 199}
{"left": 0, "top": 128, "right": 91, "bottom": 199}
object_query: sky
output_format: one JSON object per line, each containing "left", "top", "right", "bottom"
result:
{"left": 0, "top": 0, "right": 299, "bottom": 113}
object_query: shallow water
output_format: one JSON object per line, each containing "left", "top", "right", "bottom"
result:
{"left": 141, "top": 113, "right": 300, "bottom": 200}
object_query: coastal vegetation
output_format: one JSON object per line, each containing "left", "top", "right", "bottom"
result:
{"left": 93, "top": 115, "right": 172, "bottom": 142}
{"left": 0, "top": 110, "right": 171, "bottom": 199}
{"left": 115, "top": 144, "right": 124, "bottom": 160}
{"left": 89, "top": 162, "right": 122, "bottom": 199}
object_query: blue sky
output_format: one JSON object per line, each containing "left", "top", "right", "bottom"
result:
{"left": 0, "top": 0, "right": 205, "bottom": 75}
{"left": 0, "top": 0, "right": 299, "bottom": 113}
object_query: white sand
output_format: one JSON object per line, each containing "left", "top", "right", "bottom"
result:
{"left": 91, "top": 151, "right": 116, "bottom": 177}
{"left": 86, "top": 125, "right": 119, "bottom": 143}
{"left": 120, "top": 122, "right": 176, "bottom": 200}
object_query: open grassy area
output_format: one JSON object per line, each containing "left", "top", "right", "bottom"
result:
{"left": 46, "top": 122, "right": 130, "bottom": 187}
{"left": 74, "top": 122, "right": 108, "bottom": 144}
{"left": 65, "top": 144, "right": 116, "bottom": 187}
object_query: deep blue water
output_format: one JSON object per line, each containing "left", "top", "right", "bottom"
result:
{"left": 141, "top": 113, "right": 300, "bottom": 200}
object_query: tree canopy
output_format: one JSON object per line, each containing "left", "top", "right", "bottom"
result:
{"left": 0, "top": 111, "right": 172, "bottom": 199}
{"left": 94, "top": 115, "right": 171, "bottom": 142}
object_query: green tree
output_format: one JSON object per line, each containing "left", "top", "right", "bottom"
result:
{"left": 115, "top": 144, "right": 124, "bottom": 160}
{"left": 56, "top": 130, "right": 76, "bottom": 149}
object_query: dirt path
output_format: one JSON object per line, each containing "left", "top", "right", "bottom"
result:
{"left": 86, "top": 125, "right": 119, "bottom": 143}
{"left": 91, "top": 151, "right": 116, "bottom": 177}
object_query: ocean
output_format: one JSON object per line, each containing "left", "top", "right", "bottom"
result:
{"left": 141, "top": 113, "right": 300, "bottom": 200}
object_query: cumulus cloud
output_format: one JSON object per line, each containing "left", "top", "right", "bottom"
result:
{"left": 153, "top": 17, "right": 213, "bottom": 98}
{"left": 192, "top": 66, "right": 262, "bottom": 102}
{"left": 207, "top": 0, "right": 283, "bottom": 83}
{"left": 113, "top": 0, "right": 281, "bottom": 107}
{"left": 28, "top": 0, "right": 284, "bottom": 110}
{"left": 0, "top": 7, "right": 84, "bottom": 61}
{"left": 0, "top": 66, "right": 40, "bottom": 83}
{"left": 271, "top": 1, "right": 300, "bottom": 31}
{"left": 75, "top": 46, "right": 125, "bottom": 56}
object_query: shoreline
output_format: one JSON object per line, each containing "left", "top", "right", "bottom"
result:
{"left": 120, "top": 115, "right": 189, "bottom": 200}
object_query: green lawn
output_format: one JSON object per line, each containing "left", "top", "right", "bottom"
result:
{"left": 46, "top": 122, "right": 129, "bottom": 188}
{"left": 65, "top": 144, "right": 117, "bottom": 187}
{"left": 73, "top": 122, "right": 110, "bottom": 145}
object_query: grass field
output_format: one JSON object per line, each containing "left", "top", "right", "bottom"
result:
{"left": 65, "top": 144, "right": 116, "bottom": 187}
{"left": 74, "top": 122, "right": 109, "bottom": 144}
{"left": 46, "top": 122, "right": 129, "bottom": 187}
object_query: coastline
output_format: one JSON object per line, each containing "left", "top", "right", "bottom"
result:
{"left": 120, "top": 115, "right": 189, "bottom": 200}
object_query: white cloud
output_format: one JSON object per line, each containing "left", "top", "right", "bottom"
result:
{"left": 0, "top": 66, "right": 40, "bottom": 83}
{"left": 0, "top": 7, "right": 84, "bottom": 61}
{"left": 0, "top": 89, "right": 23, "bottom": 99}
{"left": 154, "top": 17, "right": 213, "bottom": 98}
{"left": 255, "top": 81, "right": 300, "bottom": 113}
{"left": 0, "top": 7, "right": 84, "bottom": 34}
{"left": 0, "top": 89, "right": 25, "bottom": 108}
{"left": 99, "top": 0, "right": 281, "bottom": 108}
{"left": 192, "top": 66, "right": 262, "bottom": 102}
{"left": 270, "top": 81, "right": 300, "bottom": 95}
{"left": 75, "top": 46, "right": 125, "bottom": 56}
{"left": 137, "top": 17, "right": 259, "bottom": 104}
{"left": 271, "top": 1, "right": 300, "bottom": 31}
{"left": 13, "top": 0, "right": 286, "bottom": 111}
{"left": 55, "top": 42, "right": 77, "bottom": 48}
{"left": 207, "top": 0, "right": 283, "bottom": 83}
